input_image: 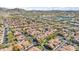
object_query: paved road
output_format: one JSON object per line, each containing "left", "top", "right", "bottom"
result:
{"left": 53, "top": 36, "right": 77, "bottom": 51}
{"left": 2, "top": 19, "right": 9, "bottom": 43}
{"left": 53, "top": 40, "right": 67, "bottom": 51}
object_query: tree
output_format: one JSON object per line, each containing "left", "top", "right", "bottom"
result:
{"left": 7, "top": 31, "right": 16, "bottom": 43}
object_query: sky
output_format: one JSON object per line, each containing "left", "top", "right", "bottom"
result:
{"left": 0, "top": 0, "right": 79, "bottom": 10}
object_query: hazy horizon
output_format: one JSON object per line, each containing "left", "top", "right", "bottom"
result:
{"left": 1, "top": 7, "right": 79, "bottom": 11}
{"left": 24, "top": 7, "right": 79, "bottom": 10}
